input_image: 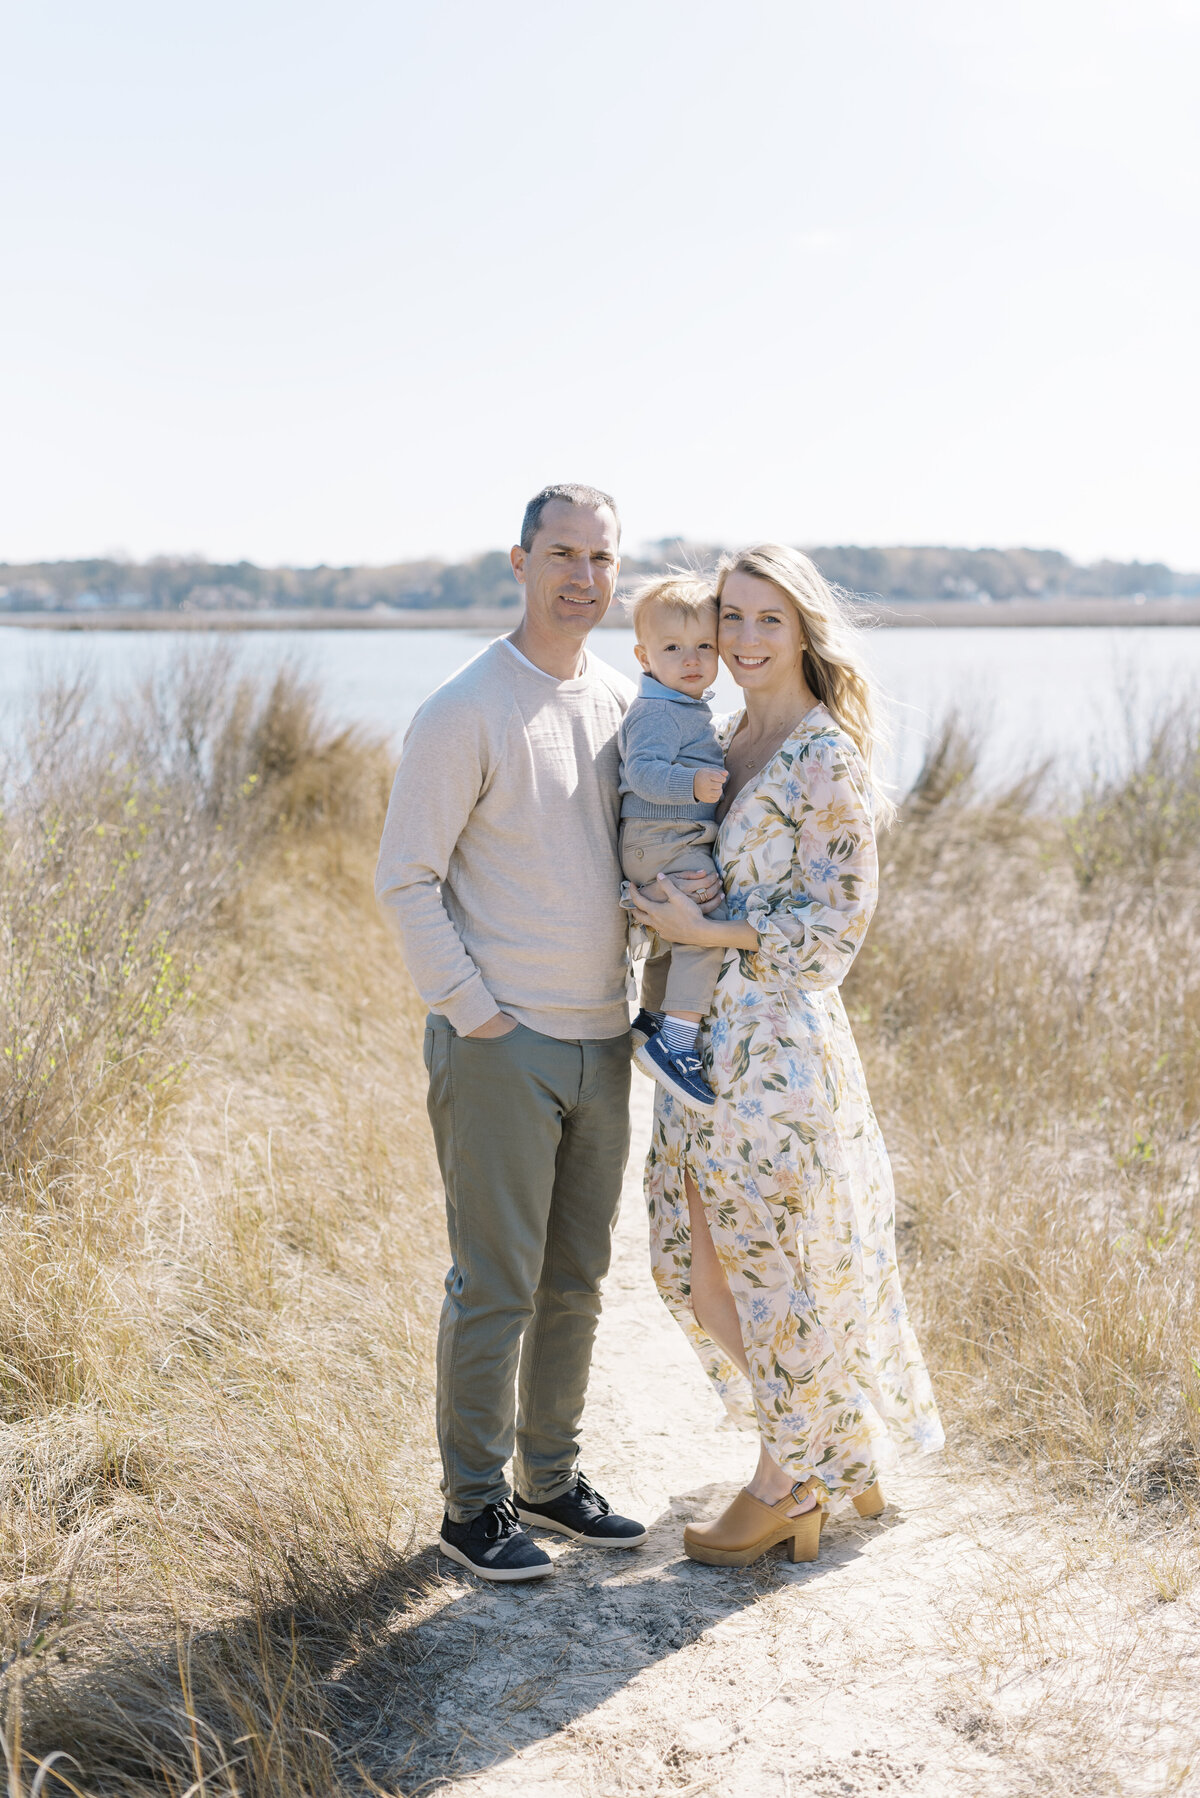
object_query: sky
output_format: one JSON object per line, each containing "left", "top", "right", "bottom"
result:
{"left": 2, "top": 0, "right": 1198, "bottom": 570}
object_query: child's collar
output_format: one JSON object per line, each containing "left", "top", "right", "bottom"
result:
{"left": 637, "top": 671, "right": 715, "bottom": 705}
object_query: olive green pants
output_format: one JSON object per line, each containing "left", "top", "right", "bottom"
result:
{"left": 423, "top": 1014, "right": 632, "bottom": 1522}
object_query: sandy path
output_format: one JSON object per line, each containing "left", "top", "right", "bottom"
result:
{"left": 381, "top": 1084, "right": 1200, "bottom": 1798}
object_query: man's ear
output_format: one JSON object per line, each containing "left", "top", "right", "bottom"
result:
{"left": 634, "top": 642, "right": 651, "bottom": 672}
{"left": 510, "top": 545, "right": 526, "bottom": 588}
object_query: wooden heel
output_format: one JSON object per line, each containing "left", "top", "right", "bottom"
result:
{"left": 787, "top": 1506, "right": 825, "bottom": 1563}
{"left": 852, "top": 1482, "right": 885, "bottom": 1519}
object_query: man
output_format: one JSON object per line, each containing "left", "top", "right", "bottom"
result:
{"left": 376, "top": 482, "right": 648, "bottom": 1581}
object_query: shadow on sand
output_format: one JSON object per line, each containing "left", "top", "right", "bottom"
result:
{"left": 376, "top": 1482, "right": 891, "bottom": 1793}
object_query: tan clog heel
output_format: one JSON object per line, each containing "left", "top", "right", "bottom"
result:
{"left": 852, "top": 1482, "right": 885, "bottom": 1519}
{"left": 684, "top": 1481, "right": 825, "bottom": 1568}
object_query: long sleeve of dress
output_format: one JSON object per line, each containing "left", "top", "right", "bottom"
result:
{"left": 741, "top": 737, "right": 879, "bottom": 993}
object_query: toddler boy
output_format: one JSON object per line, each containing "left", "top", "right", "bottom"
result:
{"left": 619, "top": 576, "right": 728, "bottom": 1112}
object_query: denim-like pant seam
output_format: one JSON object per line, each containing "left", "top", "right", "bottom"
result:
{"left": 516, "top": 1131, "right": 568, "bottom": 1502}
{"left": 577, "top": 1035, "right": 614, "bottom": 1109}
{"left": 441, "top": 1030, "right": 465, "bottom": 1515}
{"left": 440, "top": 1032, "right": 511, "bottom": 1523}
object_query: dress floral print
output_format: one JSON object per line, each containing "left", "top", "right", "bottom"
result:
{"left": 645, "top": 704, "right": 944, "bottom": 1504}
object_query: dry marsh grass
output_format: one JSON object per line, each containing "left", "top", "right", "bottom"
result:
{"left": 0, "top": 666, "right": 1196, "bottom": 1794}
{"left": 1, "top": 661, "right": 442, "bottom": 1794}
{"left": 851, "top": 707, "right": 1200, "bottom": 1512}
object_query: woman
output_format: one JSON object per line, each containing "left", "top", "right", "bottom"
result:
{"left": 628, "top": 544, "right": 943, "bottom": 1569}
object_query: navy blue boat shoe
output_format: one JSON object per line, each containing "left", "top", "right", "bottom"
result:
{"left": 629, "top": 1007, "right": 664, "bottom": 1051}
{"left": 439, "top": 1500, "right": 554, "bottom": 1582}
{"left": 516, "top": 1474, "right": 648, "bottom": 1547}
{"left": 633, "top": 1033, "right": 717, "bottom": 1111}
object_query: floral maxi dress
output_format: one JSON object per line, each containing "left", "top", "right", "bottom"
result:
{"left": 646, "top": 704, "right": 944, "bottom": 1503}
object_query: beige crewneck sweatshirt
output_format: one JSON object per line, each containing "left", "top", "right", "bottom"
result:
{"left": 375, "top": 637, "right": 637, "bottom": 1040}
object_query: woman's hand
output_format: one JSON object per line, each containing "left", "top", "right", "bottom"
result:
{"left": 671, "top": 869, "right": 724, "bottom": 913}
{"left": 627, "top": 873, "right": 713, "bottom": 945}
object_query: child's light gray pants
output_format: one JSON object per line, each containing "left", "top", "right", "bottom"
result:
{"left": 619, "top": 817, "right": 728, "bottom": 1017}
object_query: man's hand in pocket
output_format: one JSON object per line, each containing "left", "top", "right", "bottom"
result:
{"left": 466, "top": 1011, "right": 519, "bottom": 1039}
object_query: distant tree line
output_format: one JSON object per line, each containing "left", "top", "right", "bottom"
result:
{"left": 2, "top": 542, "right": 1195, "bottom": 614}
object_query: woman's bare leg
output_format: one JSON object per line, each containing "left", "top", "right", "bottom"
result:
{"left": 685, "top": 1172, "right": 749, "bottom": 1375}
{"left": 686, "top": 1171, "right": 816, "bottom": 1516}
{"left": 748, "top": 1439, "right": 815, "bottom": 1511}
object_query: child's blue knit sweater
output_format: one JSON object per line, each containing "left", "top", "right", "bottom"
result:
{"left": 618, "top": 673, "right": 725, "bottom": 821}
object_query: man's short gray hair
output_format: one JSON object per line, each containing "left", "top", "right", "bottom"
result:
{"left": 520, "top": 483, "right": 621, "bottom": 553}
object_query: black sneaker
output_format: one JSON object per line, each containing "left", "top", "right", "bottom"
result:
{"left": 515, "top": 1473, "right": 648, "bottom": 1548}
{"left": 438, "top": 1500, "right": 554, "bottom": 1582}
{"left": 630, "top": 1008, "right": 664, "bottom": 1051}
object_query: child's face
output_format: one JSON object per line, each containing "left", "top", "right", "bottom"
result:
{"left": 635, "top": 607, "right": 720, "bottom": 696}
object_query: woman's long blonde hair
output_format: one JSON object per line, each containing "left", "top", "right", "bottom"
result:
{"left": 715, "top": 543, "right": 893, "bottom": 822}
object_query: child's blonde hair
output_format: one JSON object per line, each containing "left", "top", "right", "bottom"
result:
{"left": 628, "top": 573, "right": 717, "bottom": 641}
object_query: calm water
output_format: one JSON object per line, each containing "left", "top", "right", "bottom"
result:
{"left": 4, "top": 623, "right": 1200, "bottom": 795}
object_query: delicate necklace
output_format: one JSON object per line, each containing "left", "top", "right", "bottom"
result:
{"left": 736, "top": 711, "right": 809, "bottom": 774}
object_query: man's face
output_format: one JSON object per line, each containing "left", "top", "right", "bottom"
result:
{"left": 510, "top": 502, "right": 620, "bottom": 642}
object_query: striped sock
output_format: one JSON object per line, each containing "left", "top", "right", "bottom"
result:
{"left": 660, "top": 1015, "right": 698, "bottom": 1055}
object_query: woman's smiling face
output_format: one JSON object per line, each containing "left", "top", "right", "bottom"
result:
{"left": 718, "top": 571, "right": 805, "bottom": 695}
